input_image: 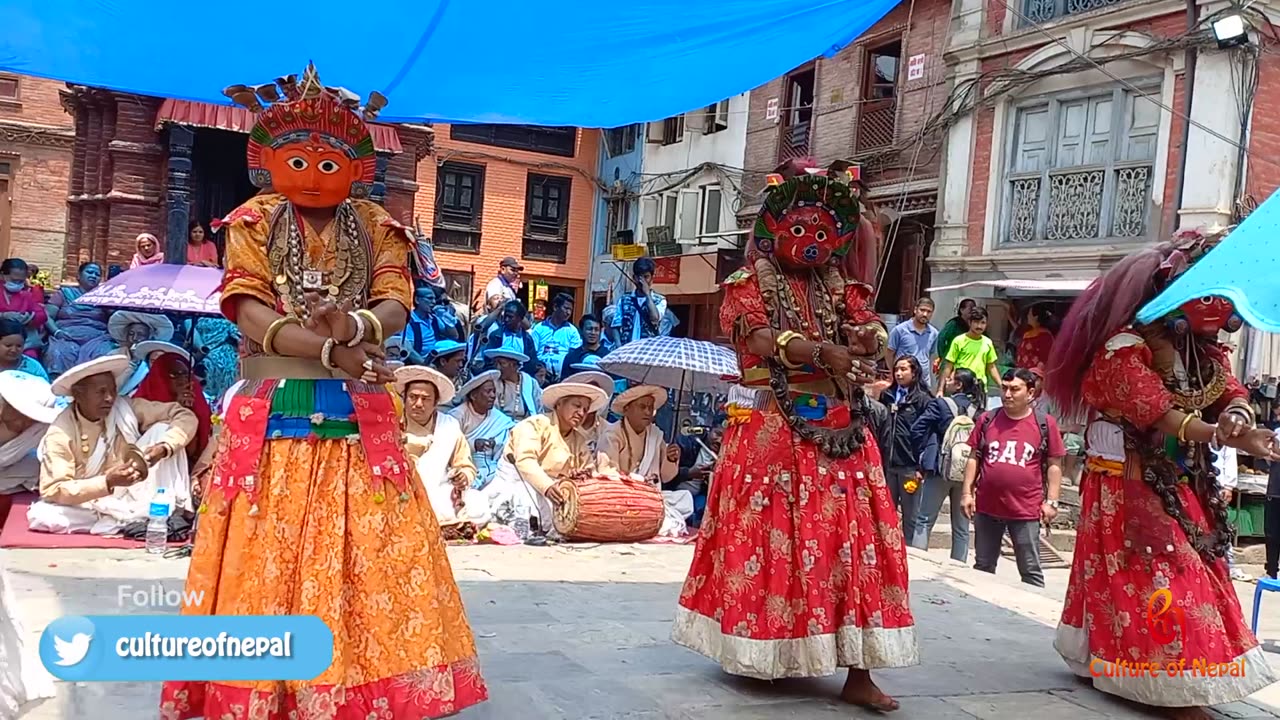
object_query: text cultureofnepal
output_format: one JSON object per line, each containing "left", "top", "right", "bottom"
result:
{"left": 116, "top": 632, "right": 293, "bottom": 659}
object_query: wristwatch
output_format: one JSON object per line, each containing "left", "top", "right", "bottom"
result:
{"left": 1046, "top": 499, "right": 1060, "bottom": 509}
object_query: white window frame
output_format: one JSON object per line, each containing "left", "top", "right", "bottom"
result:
{"left": 998, "top": 77, "right": 1161, "bottom": 247}
{"left": 698, "top": 184, "right": 723, "bottom": 238}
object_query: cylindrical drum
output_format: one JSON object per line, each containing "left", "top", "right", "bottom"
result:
{"left": 552, "top": 473, "right": 664, "bottom": 542}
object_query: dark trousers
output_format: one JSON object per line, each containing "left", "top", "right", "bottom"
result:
{"left": 1266, "top": 497, "right": 1280, "bottom": 579}
{"left": 973, "top": 512, "right": 1044, "bottom": 588}
{"left": 884, "top": 467, "right": 921, "bottom": 544}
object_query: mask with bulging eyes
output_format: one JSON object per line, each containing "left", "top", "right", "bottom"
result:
{"left": 760, "top": 205, "right": 853, "bottom": 268}
{"left": 1176, "top": 295, "right": 1238, "bottom": 337}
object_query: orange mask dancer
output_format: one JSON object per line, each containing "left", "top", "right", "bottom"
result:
{"left": 242, "top": 67, "right": 378, "bottom": 209}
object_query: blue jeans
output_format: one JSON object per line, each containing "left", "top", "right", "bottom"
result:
{"left": 909, "top": 473, "right": 970, "bottom": 562}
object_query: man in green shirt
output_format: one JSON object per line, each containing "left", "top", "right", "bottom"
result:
{"left": 937, "top": 306, "right": 1002, "bottom": 396}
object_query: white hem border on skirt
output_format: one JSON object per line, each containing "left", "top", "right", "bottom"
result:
{"left": 1054, "top": 622, "right": 1278, "bottom": 707}
{"left": 671, "top": 605, "right": 920, "bottom": 680}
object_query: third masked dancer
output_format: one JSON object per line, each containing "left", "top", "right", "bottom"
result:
{"left": 1045, "top": 234, "right": 1278, "bottom": 719}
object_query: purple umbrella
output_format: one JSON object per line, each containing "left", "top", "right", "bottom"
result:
{"left": 77, "top": 264, "right": 224, "bottom": 315}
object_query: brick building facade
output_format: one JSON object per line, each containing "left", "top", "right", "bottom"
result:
{"left": 930, "top": 0, "right": 1270, "bottom": 344}
{"left": 739, "top": 0, "right": 954, "bottom": 315}
{"left": 413, "top": 125, "right": 600, "bottom": 319}
{"left": 0, "top": 74, "right": 75, "bottom": 280}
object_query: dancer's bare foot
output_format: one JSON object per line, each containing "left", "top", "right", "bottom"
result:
{"left": 840, "top": 669, "right": 900, "bottom": 712}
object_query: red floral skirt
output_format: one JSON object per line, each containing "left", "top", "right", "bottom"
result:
{"left": 672, "top": 404, "right": 918, "bottom": 679}
{"left": 1056, "top": 457, "right": 1277, "bottom": 706}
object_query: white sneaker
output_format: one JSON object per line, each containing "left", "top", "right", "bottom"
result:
{"left": 1230, "top": 568, "right": 1252, "bottom": 582}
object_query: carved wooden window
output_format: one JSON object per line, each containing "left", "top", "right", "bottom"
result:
{"left": 523, "top": 173, "right": 572, "bottom": 263}
{"left": 0, "top": 76, "right": 17, "bottom": 101}
{"left": 434, "top": 162, "right": 484, "bottom": 253}
{"left": 1022, "top": 0, "right": 1127, "bottom": 25}
{"left": 1002, "top": 82, "right": 1159, "bottom": 246}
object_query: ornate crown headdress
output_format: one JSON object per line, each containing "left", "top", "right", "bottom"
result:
{"left": 223, "top": 63, "right": 386, "bottom": 197}
{"left": 752, "top": 161, "right": 863, "bottom": 260}
{"left": 1155, "top": 227, "right": 1227, "bottom": 291}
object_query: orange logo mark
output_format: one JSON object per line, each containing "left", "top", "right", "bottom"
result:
{"left": 1146, "top": 588, "right": 1185, "bottom": 644}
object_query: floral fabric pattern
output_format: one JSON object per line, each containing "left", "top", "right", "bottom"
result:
{"left": 1056, "top": 331, "right": 1276, "bottom": 706}
{"left": 160, "top": 439, "right": 487, "bottom": 719}
{"left": 674, "top": 271, "right": 918, "bottom": 679}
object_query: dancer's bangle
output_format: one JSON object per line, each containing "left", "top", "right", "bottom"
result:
{"left": 345, "top": 311, "right": 366, "bottom": 348}
{"left": 1177, "top": 413, "right": 1195, "bottom": 444}
{"left": 774, "top": 330, "right": 805, "bottom": 369}
{"left": 811, "top": 342, "right": 838, "bottom": 377}
{"left": 320, "top": 338, "right": 338, "bottom": 370}
{"left": 356, "top": 309, "right": 383, "bottom": 345}
{"left": 262, "top": 316, "right": 300, "bottom": 355}
{"left": 1224, "top": 404, "right": 1255, "bottom": 429}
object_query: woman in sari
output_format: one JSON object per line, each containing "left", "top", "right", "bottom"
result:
{"left": 487, "top": 381, "right": 609, "bottom": 539}
{"left": 42, "top": 262, "right": 115, "bottom": 376}
{"left": 1045, "top": 237, "right": 1278, "bottom": 718}
{"left": 1015, "top": 304, "right": 1056, "bottom": 373}
{"left": 192, "top": 316, "right": 241, "bottom": 404}
{"left": 159, "top": 65, "right": 486, "bottom": 719}
{"left": 129, "top": 232, "right": 165, "bottom": 268}
{"left": 0, "top": 318, "right": 48, "bottom": 380}
{"left": 132, "top": 346, "right": 213, "bottom": 474}
{"left": 448, "top": 369, "right": 515, "bottom": 490}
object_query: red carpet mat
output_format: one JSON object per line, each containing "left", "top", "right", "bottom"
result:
{"left": 0, "top": 492, "right": 151, "bottom": 549}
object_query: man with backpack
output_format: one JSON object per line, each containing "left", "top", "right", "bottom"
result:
{"left": 960, "top": 367, "right": 1065, "bottom": 587}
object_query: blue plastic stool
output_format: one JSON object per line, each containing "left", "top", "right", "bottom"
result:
{"left": 1253, "top": 576, "right": 1280, "bottom": 635}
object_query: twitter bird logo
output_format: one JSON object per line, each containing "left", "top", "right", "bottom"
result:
{"left": 40, "top": 616, "right": 97, "bottom": 677}
{"left": 53, "top": 632, "right": 92, "bottom": 666}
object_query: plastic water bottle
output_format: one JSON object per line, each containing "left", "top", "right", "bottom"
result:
{"left": 146, "top": 488, "right": 172, "bottom": 555}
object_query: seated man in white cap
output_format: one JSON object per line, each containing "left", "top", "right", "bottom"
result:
{"left": 29, "top": 354, "right": 197, "bottom": 535}
{"left": 485, "top": 347, "right": 541, "bottom": 422}
{"left": 448, "top": 370, "right": 515, "bottom": 490}
{"left": 108, "top": 311, "right": 176, "bottom": 397}
{"left": 0, "top": 371, "right": 63, "bottom": 495}
{"left": 561, "top": 363, "right": 618, "bottom": 456}
{"left": 395, "top": 365, "right": 487, "bottom": 530}
{"left": 602, "top": 384, "right": 694, "bottom": 532}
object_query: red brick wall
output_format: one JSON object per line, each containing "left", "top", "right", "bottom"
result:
{"left": 1246, "top": 41, "right": 1280, "bottom": 203}
{"left": 414, "top": 128, "right": 599, "bottom": 308}
{"left": 0, "top": 74, "right": 74, "bottom": 280}
{"left": 739, "top": 0, "right": 952, "bottom": 202}
{"left": 1160, "top": 72, "right": 1186, "bottom": 236}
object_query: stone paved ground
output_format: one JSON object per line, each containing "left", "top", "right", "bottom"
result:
{"left": 6, "top": 543, "right": 1280, "bottom": 719}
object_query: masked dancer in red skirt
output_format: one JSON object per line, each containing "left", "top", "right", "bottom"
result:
{"left": 671, "top": 160, "right": 918, "bottom": 711}
{"left": 1045, "top": 234, "right": 1277, "bottom": 719}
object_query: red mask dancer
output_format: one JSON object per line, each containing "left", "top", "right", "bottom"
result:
{"left": 1178, "top": 296, "right": 1236, "bottom": 337}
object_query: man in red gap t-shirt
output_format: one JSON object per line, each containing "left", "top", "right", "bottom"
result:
{"left": 960, "top": 368, "right": 1065, "bottom": 587}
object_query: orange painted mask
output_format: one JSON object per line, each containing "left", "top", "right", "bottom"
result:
{"left": 246, "top": 90, "right": 377, "bottom": 208}
{"left": 259, "top": 132, "right": 363, "bottom": 208}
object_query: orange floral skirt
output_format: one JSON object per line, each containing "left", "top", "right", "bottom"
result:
{"left": 159, "top": 438, "right": 488, "bottom": 719}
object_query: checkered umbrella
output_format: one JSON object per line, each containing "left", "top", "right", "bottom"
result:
{"left": 597, "top": 336, "right": 740, "bottom": 394}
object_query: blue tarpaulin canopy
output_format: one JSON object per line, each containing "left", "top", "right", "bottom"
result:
{"left": 1137, "top": 189, "right": 1280, "bottom": 332}
{"left": 0, "top": 0, "right": 899, "bottom": 127}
